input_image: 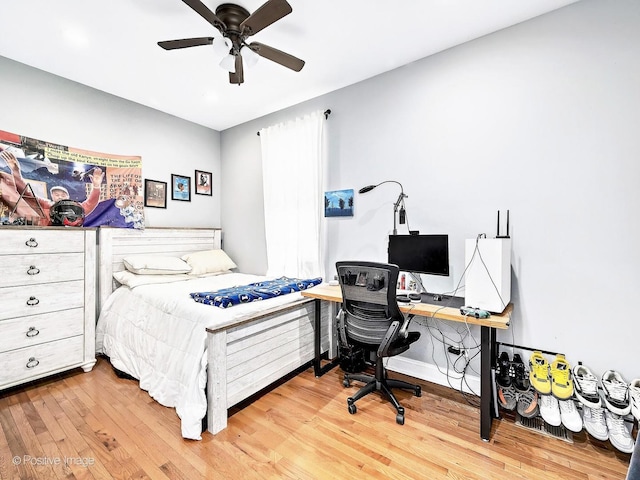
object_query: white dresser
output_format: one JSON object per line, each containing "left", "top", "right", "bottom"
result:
{"left": 0, "top": 227, "right": 96, "bottom": 390}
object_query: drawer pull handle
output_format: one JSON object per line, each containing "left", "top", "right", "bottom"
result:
{"left": 25, "top": 238, "right": 38, "bottom": 248}
{"left": 27, "top": 266, "right": 41, "bottom": 275}
{"left": 26, "top": 357, "right": 40, "bottom": 369}
{"left": 26, "top": 296, "right": 40, "bottom": 306}
{"left": 26, "top": 327, "right": 40, "bottom": 337}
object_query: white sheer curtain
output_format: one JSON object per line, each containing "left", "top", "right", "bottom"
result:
{"left": 260, "top": 110, "right": 324, "bottom": 279}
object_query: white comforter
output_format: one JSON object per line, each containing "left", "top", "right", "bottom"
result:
{"left": 95, "top": 272, "right": 306, "bottom": 440}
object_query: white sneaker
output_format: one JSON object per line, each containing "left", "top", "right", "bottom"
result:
{"left": 558, "top": 399, "right": 582, "bottom": 433}
{"left": 601, "top": 370, "right": 631, "bottom": 415}
{"left": 629, "top": 378, "right": 640, "bottom": 421}
{"left": 573, "top": 364, "right": 601, "bottom": 408}
{"left": 604, "top": 410, "right": 635, "bottom": 454}
{"left": 539, "top": 394, "right": 561, "bottom": 426}
{"left": 583, "top": 406, "right": 608, "bottom": 441}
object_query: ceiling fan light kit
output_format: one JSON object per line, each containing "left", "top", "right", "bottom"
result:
{"left": 212, "top": 36, "right": 232, "bottom": 59}
{"left": 219, "top": 52, "right": 237, "bottom": 73}
{"left": 240, "top": 45, "right": 260, "bottom": 68}
{"left": 158, "top": 0, "right": 305, "bottom": 85}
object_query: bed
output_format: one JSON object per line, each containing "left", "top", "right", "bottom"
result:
{"left": 95, "top": 227, "right": 333, "bottom": 440}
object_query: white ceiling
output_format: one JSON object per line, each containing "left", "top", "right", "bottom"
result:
{"left": 0, "top": 0, "right": 578, "bottom": 131}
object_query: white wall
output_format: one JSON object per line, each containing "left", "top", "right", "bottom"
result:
{"left": 221, "top": 0, "right": 640, "bottom": 386}
{"left": 0, "top": 56, "right": 221, "bottom": 228}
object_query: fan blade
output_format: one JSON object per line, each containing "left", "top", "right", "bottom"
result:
{"left": 158, "top": 37, "right": 214, "bottom": 50}
{"left": 182, "top": 0, "right": 225, "bottom": 31}
{"left": 240, "top": 0, "right": 292, "bottom": 36}
{"left": 229, "top": 55, "right": 244, "bottom": 84}
{"left": 250, "top": 42, "right": 304, "bottom": 72}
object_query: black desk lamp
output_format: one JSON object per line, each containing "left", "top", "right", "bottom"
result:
{"left": 358, "top": 180, "right": 407, "bottom": 235}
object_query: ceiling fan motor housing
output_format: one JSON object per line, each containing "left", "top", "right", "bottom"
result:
{"left": 215, "top": 4, "right": 251, "bottom": 34}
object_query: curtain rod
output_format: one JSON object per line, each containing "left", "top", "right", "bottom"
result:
{"left": 257, "top": 109, "right": 331, "bottom": 136}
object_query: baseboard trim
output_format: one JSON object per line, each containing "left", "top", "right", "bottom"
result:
{"left": 385, "top": 356, "right": 480, "bottom": 396}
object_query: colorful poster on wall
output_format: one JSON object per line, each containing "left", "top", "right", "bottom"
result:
{"left": 0, "top": 129, "right": 144, "bottom": 228}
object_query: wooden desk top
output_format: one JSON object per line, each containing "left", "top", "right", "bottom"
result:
{"left": 301, "top": 283, "right": 511, "bottom": 330}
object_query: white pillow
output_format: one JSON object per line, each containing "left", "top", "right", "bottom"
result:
{"left": 181, "top": 249, "right": 237, "bottom": 276}
{"left": 113, "top": 270, "right": 190, "bottom": 288}
{"left": 186, "top": 270, "right": 232, "bottom": 278}
{"left": 123, "top": 255, "right": 192, "bottom": 275}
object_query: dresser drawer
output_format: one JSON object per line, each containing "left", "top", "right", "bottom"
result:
{"left": 0, "top": 253, "right": 84, "bottom": 288}
{"left": 0, "top": 308, "right": 84, "bottom": 352}
{"left": 0, "top": 336, "right": 84, "bottom": 387}
{"left": 0, "top": 280, "right": 84, "bottom": 321}
{"left": 1, "top": 229, "right": 85, "bottom": 255}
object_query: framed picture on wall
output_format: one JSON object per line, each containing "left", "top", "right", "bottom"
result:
{"left": 144, "top": 179, "right": 167, "bottom": 209}
{"left": 171, "top": 174, "right": 191, "bottom": 202}
{"left": 324, "top": 189, "right": 354, "bottom": 217}
{"left": 195, "top": 170, "right": 212, "bottom": 196}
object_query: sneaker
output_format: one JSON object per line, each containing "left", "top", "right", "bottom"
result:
{"left": 573, "top": 363, "right": 601, "bottom": 408}
{"left": 539, "top": 394, "right": 561, "bottom": 426}
{"left": 601, "top": 370, "right": 631, "bottom": 415}
{"left": 629, "top": 379, "right": 640, "bottom": 421}
{"left": 558, "top": 399, "right": 582, "bottom": 433}
{"left": 516, "top": 386, "right": 539, "bottom": 418}
{"left": 604, "top": 410, "right": 635, "bottom": 454}
{"left": 512, "top": 354, "right": 530, "bottom": 393}
{"left": 583, "top": 406, "right": 609, "bottom": 441}
{"left": 497, "top": 384, "right": 517, "bottom": 411}
{"left": 496, "top": 351, "right": 511, "bottom": 388}
{"left": 550, "top": 354, "right": 573, "bottom": 400}
{"left": 529, "top": 351, "right": 551, "bottom": 395}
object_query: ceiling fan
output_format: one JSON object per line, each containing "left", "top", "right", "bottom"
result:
{"left": 158, "top": 0, "right": 305, "bottom": 85}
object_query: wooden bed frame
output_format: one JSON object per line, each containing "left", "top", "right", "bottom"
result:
{"left": 97, "top": 226, "right": 335, "bottom": 436}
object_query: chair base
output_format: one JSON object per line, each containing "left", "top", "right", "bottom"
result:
{"left": 343, "top": 367, "right": 422, "bottom": 425}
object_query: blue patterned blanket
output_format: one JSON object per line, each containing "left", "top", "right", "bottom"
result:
{"left": 190, "top": 276, "right": 323, "bottom": 308}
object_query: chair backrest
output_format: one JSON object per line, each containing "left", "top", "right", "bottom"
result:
{"left": 336, "top": 261, "right": 403, "bottom": 346}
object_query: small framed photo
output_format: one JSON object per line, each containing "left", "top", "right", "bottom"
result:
{"left": 171, "top": 174, "right": 191, "bottom": 202}
{"left": 144, "top": 179, "right": 167, "bottom": 209}
{"left": 324, "top": 189, "right": 354, "bottom": 217}
{"left": 195, "top": 170, "right": 212, "bottom": 196}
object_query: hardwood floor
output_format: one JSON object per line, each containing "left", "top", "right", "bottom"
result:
{"left": 0, "top": 356, "right": 632, "bottom": 479}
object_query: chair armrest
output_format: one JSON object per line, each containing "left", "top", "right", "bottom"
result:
{"left": 337, "top": 308, "right": 349, "bottom": 346}
{"left": 398, "top": 314, "right": 414, "bottom": 339}
{"left": 378, "top": 320, "right": 401, "bottom": 357}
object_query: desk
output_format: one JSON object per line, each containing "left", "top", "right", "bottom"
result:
{"left": 301, "top": 283, "right": 512, "bottom": 442}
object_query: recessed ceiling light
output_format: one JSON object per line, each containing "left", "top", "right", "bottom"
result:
{"left": 203, "top": 91, "right": 219, "bottom": 103}
{"left": 63, "top": 27, "right": 90, "bottom": 49}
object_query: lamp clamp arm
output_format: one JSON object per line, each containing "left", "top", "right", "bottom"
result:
{"left": 393, "top": 192, "right": 407, "bottom": 210}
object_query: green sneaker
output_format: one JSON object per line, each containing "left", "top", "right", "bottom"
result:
{"left": 529, "top": 351, "right": 551, "bottom": 395}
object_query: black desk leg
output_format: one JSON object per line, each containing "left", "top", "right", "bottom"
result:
{"left": 313, "top": 298, "right": 340, "bottom": 377}
{"left": 480, "top": 325, "right": 497, "bottom": 441}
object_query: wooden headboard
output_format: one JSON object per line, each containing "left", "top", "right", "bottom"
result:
{"left": 97, "top": 227, "right": 222, "bottom": 314}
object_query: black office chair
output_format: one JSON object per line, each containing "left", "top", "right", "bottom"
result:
{"left": 336, "top": 261, "right": 422, "bottom": 425}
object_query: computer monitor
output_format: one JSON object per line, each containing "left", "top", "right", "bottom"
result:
{"left": 388, "top": 234, "right": 449, "bottom": 276}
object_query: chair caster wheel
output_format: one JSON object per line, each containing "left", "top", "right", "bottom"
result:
{"left": 396, "top": 413, "right": 404, "bottom": 425}
{"left": 343, "top": 378, "right": 351, "bottom": 388}
{"left": 415, "top": 386, "right": 422, "bottom": 397}
{"left": 348, "top": 402, "right": 357, "bottom": 415}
